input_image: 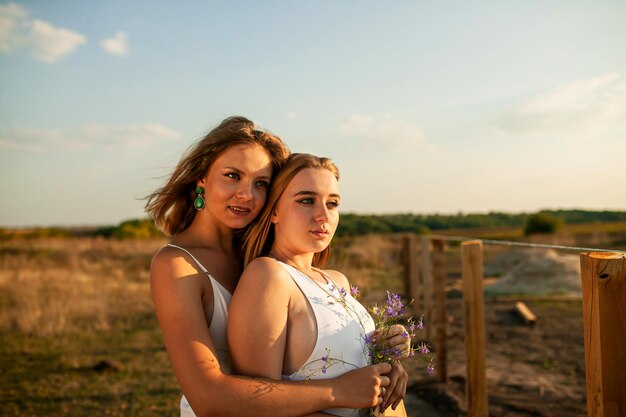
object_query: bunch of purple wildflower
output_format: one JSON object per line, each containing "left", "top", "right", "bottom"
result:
{"left": 313, "top": 285, "right": 435, "bottom": 416}
{"left": 366, "top": 291, "right": 436, "bottom": 376}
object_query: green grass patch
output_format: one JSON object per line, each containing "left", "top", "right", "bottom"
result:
{"left": 0, "top": 313, "right": 180, "bottom": 417}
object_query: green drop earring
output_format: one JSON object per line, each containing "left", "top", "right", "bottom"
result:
{"left": 194, "top": 186, "right": 205, "bottom": 210}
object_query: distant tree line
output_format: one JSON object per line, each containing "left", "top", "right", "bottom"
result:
{"left": 338, "top": 209, "right": 626, "bottom": 236}
{"left": 94, "top": 218, "right": 164, "bottom": 239}
{"left": 2, "top": 209, "right": 626, "bottom": 240}
{"left": 0, "top": 219, "right": 162, "bottom": 240}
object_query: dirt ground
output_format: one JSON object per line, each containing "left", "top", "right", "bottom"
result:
{"left": 403, "top": 294, "right": 586, "bottom": 417}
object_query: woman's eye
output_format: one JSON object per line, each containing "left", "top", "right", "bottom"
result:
{"left": 225, "top": 172, "right": 240, "bottom": 180}
{"left": 327, "top": 200, "right": 339, "bottom": 209}
{"left": 297, "top": 198, "right": 314, "bottom": 205}
{"left": 255, "top": 180, "right": 269, "bottom": 188}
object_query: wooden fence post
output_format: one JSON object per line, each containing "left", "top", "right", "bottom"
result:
{"left": 421, "top": 236, "right": 433, "bottom": 341}
{"left": 432, "top": 238, "right": 447, "bottom": 383}
{"left": 580, "top": 252, "right": 626, "bottom": 417}
{"left": 461, "top": 240, "right": 488, "bottom": 417}
{"left": 403, "top": 234, "right": 420, "bottom": 315}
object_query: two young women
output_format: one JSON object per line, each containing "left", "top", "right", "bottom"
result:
{"left": 147, "top": 117, "right": 409, "bottom": 417}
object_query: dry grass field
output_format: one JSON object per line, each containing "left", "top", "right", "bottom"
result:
{"left": 0, "top": 226, "right": 624, "bottom": 416}
{"left": 0, "top": 238, "right": 164, "bottom": 335}
{"left": 0, "top": 237, "right": 179, "bottom": 416}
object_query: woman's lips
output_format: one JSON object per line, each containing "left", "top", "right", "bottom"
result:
{"left": 228, "top": 205, "right": 252, "bottom": 216}
{"left": 310, "top": 229, "right": 329, "bottom": 238}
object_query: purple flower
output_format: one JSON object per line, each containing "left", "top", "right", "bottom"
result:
{"left": 322, "top": 368, "right": 327, "bottom": 374}
{"left": 426, "top": 363, "right": 435, "bottom": 375}
{"left": 339, "top": 287, "right": 347, "bottom": 297}
{"left": 418, "top": 343, "right": 430, "bottom": 354}
{"left": 388, "top": 292, "right": 401, "bottom": 303}
{"left": 350, "top": 286, "right": 360, "bottom": 297}
{"left": 417, "top": 316, "right": 424, "bottom": 330}
{"left": 381, "top": 291, "right": 406, "bottom": 318}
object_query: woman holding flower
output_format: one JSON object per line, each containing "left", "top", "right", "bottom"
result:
{"left": 147, "top": 118, "right": 393, "bottom": 417}
{"left": 229, "top": 153, "right": 411, "bottom": 416}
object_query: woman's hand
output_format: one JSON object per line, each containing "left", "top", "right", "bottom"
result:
{"left": 380, "top": 362, "right": 408, "bottom": 413}
{"left": 374, "top": 324, "right": 412, "bottom": 360}
{"left": 330, "top": 362, "right": 392, "bottom": 409}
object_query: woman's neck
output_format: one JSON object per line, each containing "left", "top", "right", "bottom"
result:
{"left": 268, "top": 246, "right": 315, "bottom": 274}
{"left": 174, "top": 213, "right": 236, "bottom": 253}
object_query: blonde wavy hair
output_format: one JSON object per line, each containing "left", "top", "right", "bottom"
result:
{"left": 243, "top": 153, "right": 340, "bottom": 268}
{"left": 145, "top": 116, "right": 290, "bottom": 236}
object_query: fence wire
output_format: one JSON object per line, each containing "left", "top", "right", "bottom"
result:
{"left": 426, "top": 234, "right": 626, "bottom": 254}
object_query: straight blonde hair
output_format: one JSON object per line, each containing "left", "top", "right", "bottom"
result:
{"left": 243, "top": 153, "right": 339, "bottom": 268}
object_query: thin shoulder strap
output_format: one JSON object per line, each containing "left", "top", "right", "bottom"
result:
{"left": 166, "top": 243, "right": 209, "bottom": 275}
{"left": 312, "top": 266, "right": 340, "bottom": 289}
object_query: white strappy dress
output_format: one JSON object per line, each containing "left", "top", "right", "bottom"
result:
{"left": 166, "top": 244, "right": 232, "bottom": 417}
{"left": 278, "top": 261, "right": 375, "bottom": 417}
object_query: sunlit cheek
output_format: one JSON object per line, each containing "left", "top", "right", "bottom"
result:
{"left": 329, "top": 213, "right": 340, "bottom": 233}
{"left": 252, "top": 188, "right": 268, "bottom": 206}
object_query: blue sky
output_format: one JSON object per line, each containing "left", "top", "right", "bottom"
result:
{"left": 1, "top": 1, "right": 625, "bottom": 227}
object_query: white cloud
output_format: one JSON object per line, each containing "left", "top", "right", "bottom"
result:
{"left": 81, "top": 124, "right": 181, "bottom": 148}
{"left": 340, "top": 114, "right": 426, "bottom": 148}
{"left": 0, "top": 139, "right": 45, "bottom": 153}
{"left": 0, "top": 124, "right": 182, "bottom": 153}
{"left": 497, "top": 73, "right": 626, "bottom": 139}
{"left": 0, "top": 3, "right": 87, "bottom": 63}
{"left": 0, "top": 2, "right": 27, "bottom": 51}
{"left": 100, "top": 31, "right": 130, "bottom": 57}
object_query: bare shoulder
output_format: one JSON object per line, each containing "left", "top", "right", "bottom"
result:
{"left": 151, "top": 245, "right": 181, "bottom": 269}
{"left": 150, "top": 246, "right": 205, "bottom": 290}
{"left": 245, "top": 256, "right": 285, "bottom": 273}
{"left": 323, "top": 269, "right": 350, "bottom": 290}
{"left": 238, "top": 257, "right": 292, "bottom": 288}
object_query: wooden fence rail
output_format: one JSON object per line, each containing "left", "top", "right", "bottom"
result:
{"left": 461, "top": 240, "right": 488, "bottom": 417}
{"left": 432, "top": 238, "right": 447, "bottom": 383}
{"left": 580, "top": 252, "right": 626, "bottom": 417}
{"left": 403, "top": 235, "right": 449, "bottom": 382}
{"left": 403, "top": 234, "right": 419, "bottom": 317}
{"left": 420, "top": 236, "right": 433, "bottom": 342}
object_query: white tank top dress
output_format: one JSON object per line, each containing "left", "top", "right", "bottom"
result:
{"left": 166, "top": 244, "right": 232, "bottom": 417}
{"left": 278, "top": 261, "right": 375, "bottom": 417}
